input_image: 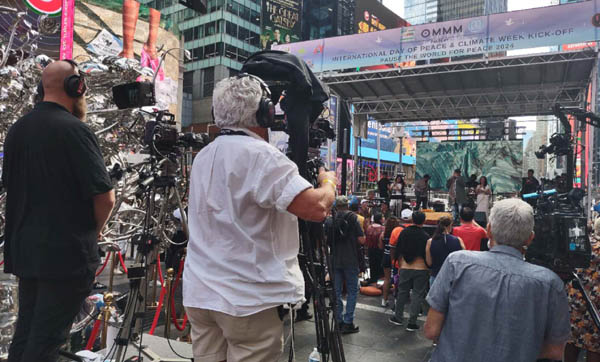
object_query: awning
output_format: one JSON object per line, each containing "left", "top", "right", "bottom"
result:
{"left": 321, "top": 50, "right": 597, "bottom": 123}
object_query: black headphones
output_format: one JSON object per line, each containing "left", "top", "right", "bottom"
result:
{"left": 211, "top": 73, "right": 276, "bottom": 128}
{"left": 37, "top": 59, "right": 87, "bottom": 100}
{"left": 63, "top": 59, "right": 87, "bottom": 98}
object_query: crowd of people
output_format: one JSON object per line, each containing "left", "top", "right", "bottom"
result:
{"left": 4, "top": 64, "right": 600, "bottom": 362}
{"left": 330, "top": 192, "right": 600, "bottom": 362}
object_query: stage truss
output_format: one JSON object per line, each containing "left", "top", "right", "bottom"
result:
{"left": 321, "top": 50, "right": 598, "bottom": 123}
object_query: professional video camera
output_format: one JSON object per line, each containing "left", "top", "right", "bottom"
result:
{"left": 143, "top": 110, "right": 207, "bottom": 155}
{"left": 534, "top": 132, "right": 571, "bottom": 159}
{"left": 525, "top": 104, "right": 592, "bottom": 276}
{"left": 241, "top": 51, "right": 345, "bottom": 362}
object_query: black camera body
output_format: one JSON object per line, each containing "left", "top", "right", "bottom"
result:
{"left": 144, "top": 111, "right": 208, "bottom": 155}
{"left": 526, "top": 210, "right": 591, "bottom": 275}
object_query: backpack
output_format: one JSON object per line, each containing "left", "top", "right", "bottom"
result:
{"left": 333, "top": 211, "right": 354, "bottom": 242}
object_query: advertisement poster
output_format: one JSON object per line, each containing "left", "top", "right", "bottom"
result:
{"left": 274, "top": 0, "right": 600, "bottom": 72}
{"left": 0, "top": 0, "right": 65, "bottom": 59}
{"left": 261, "top": 0, "right": 301, "bottom": 50}
{"left": 72, "top": 0, "right": 181, "bottom": 111}
{"left": 355, "top": 0, "right": 409, "bottom": 34}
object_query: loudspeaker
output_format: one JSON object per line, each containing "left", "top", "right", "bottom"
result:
{"left": 112, "top": 82, "right": 156, "bottom": 109}
{"left": 337, "top": 100, "right": 352, "bottom": 157}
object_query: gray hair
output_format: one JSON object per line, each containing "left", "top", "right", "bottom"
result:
{"left": 488, "top": 198, "right": 534, "bottom": 248}
{"left": 212, "top": 76, "right": 262, "bottom": 128}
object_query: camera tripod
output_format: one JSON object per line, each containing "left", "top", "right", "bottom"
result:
{"left": 298, "top": 218, "right": 346, "bottom": 362}
{"left": 111, "top": 158, "right": 189, "bottom": 362}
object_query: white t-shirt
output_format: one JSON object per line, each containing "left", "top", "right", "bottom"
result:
{"left": 183, "top": 128, "right": 312, "bottom": 317}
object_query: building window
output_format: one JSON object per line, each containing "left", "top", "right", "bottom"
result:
{"left": 183, "top": 28, "right": 193, "bottom": 41}
{"left": 183, "top": 71, "right": 194, "bottom": 94}
{"left": 225, "top": 44, "right": 237, "bottom": 59}
{"left": 226, "top": 21, "right": 238, "bottom": 37}
{"left": 192, "top": 47, "right": 204, "bottom": 60}
{"left": 194, "top": 25, "right": 204, "bottom": 39}
{"left": 216, "top": 42, "right": 224, "bottom": 56}
{"left": 203, "top": 67, "right": 215, "bottom": 97}
{"left": 206, "top": 21, "right": 217, "bottom": 36}
{"left": 239, "top": 27, "right": 249, "bottom": 42}
{"left": 204, "top": 43, "right": 216, "bottom": 58}
{"left": 250, "top": 10, "right": 260, "bottom": 26}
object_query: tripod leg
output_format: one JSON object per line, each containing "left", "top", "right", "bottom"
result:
{"left": 173, "top": 185, "right": 188, "bottom": 239}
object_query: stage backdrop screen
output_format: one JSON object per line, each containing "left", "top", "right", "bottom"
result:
{"left": 416, "top": 140, "right": 523, "bottom": 194}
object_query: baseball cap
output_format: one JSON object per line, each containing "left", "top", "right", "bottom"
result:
{"left": 401, "top": 209, "right": 413, "bottom": 220}
{"left": 335, "top": 195, "right": 348, "bottom": 208}
{"left": 360, "top": 199, "right": 369, "bottom": 205}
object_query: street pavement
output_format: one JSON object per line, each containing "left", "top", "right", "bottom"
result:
{"left": 2, "top": 265, "right": 434, "bottom": 362}
{"left": 279, "top": 293, "right": 435, "bottom": 362}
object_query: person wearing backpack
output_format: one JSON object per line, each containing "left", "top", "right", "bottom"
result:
{"left": 331, "top": 196, "right": 366, "bottom": 334}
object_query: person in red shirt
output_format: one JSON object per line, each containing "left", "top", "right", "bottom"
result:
{"left": 452, "top": 207, "right": 488, "bottom": 251}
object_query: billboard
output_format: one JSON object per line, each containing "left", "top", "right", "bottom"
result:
{"left": 274, "top": 0, "right": 600, "bottom": 72}
{"left": 355, "top": 0, "right": 409, "bottom": 34}
{"left": 72, "top": 0, "right": 181, "bottom": 112}
{"left": 0, "top": 0, "right": 67, "bottom": 60}
{"left": 416, "top": 140, "right": 523, "bottom": 193}
{"left": 260, "top": 0, "right": 301, "bottom": 49}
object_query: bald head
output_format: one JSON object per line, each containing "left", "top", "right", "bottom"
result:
{"left": 41, "top": 60, "right": 78, "bottom": 96}
{"left": 40, "top": 60, "right": 87, "bottom": 121}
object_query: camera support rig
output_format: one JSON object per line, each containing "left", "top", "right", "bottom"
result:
{"left": 527, "top": 104, "right": 600, "bottom": 331}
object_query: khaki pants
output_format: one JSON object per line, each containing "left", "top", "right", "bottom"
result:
{"left": 185, "top": 306, "right": 283, "bottom": 362}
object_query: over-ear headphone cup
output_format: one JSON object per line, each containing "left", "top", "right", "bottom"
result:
{"left": 256, "top": 97, "right": 275, "bottom": 128}
{"left": 64, "top": 74, "right": 86, "bottom": 98}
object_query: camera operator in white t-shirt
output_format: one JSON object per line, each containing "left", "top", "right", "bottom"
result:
{"left": 183, "top": 74, "right": 337, "bottom": 362}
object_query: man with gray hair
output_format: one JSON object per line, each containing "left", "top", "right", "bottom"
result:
{"left": 424, "top": 198, "right": 570, "bottom": 362}
{"left": 183, "top": 74, "right": 337, "bottom": 361}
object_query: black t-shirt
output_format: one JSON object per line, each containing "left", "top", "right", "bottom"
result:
{"left": 2, "top": 102, "right": 113, "bottom": 279}
{"left": 378, "top": 178, "right": 391, "bottom": 198}
{"left": 331, "top": 210, "right": 364, "bottom": 269}
{"left": 396, "top": 225, "right": 429, "bottom": 263}
{"left": 521, "top": 176, "right": 540, "bottom": 195}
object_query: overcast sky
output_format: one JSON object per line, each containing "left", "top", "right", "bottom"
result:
{"left": 382, "top": 0, "right": 405, "bottom": 18}
{"left": 381, "top": 0, "right": 555, "bottom": 20}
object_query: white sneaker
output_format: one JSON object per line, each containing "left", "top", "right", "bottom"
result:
{"left": 381, "top": 299, "right": 388, "bottom": 307}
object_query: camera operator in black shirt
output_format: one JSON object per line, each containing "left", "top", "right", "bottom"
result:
{"left": 3, "top": 60, "right": 114, "bottom": 362}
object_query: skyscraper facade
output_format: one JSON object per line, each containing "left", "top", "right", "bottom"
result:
{"left": 404, "top": 0, "right": 438, "bottom": 25}
{"left": 303, "top": 0, "right": 355, "bottom": 40}
{"left": 437, "top": 0, "right": 506, "bottom": 21}
{"left": 141, "top": 0, "right": 262, "bottom": 128}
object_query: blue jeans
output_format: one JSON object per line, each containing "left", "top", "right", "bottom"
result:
{"left": 334, "top": 267, "right": 359, "bottom": 324}
{"left": 452, "top": 202, "right": 463, "bottom": 223}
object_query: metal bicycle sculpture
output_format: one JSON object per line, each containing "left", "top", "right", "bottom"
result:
{"left": 0, "top": 11, "right": 201, "bottom": 358}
